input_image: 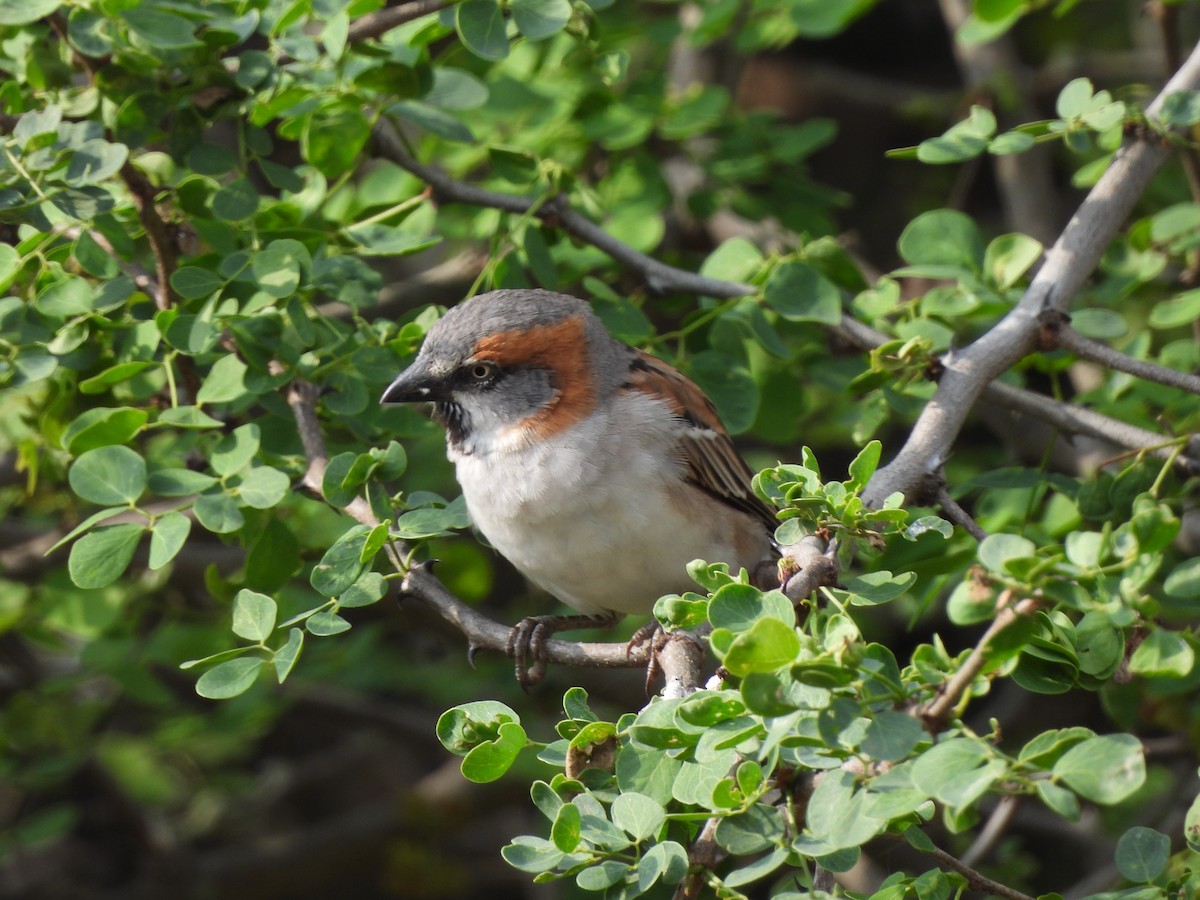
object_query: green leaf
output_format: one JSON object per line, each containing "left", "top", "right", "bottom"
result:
{"left": 502, "top": 836, "right": 566, "bottom": 874}
{"left": 211, "top": 178, "right": 259, "bottom": 221}
{"left": 1052, "top": 733, "right": 1145, "bottom": 804}
{"left": 170, "top": 266, "right": 224, "bottom": 300}
{"left": 148, "top": 510, "right": 190, "bottom": 570}
{"left": 1149, "top": 290, "right": 1200, "bottom": 329}
{"left": 65, "top": 140, "right": 129, "bottom": 186}
{"left": 1165, "top": 557, "right": 1200, "bottom": 599}
{"left": 846, "top": 440, "right": 881, "bottom": 490}
{"left": 338, "top": 572, "right": 387, "bottom": 608}
{"left": 69, "top": 445, "right": 147, "bottom": 506}
{"left": 67, "top": 523, "right": 144, "bottom": 589}
{"left": 611, "top": 792, "right": 665, "bottom": 842}
{"left": 211, "top": 424, "right": 260, "bottom": 477}
{"left": 61, "top": 407, "right": 148, "bottom": 454}
{"left": 157, "top": 406, "right": 224, "bottom": 429}
{"left": 898, "top": 209, "right": 984, "bottom": 270}
{"left": 550, "top": 802, "right": 581, "bottom": 852}
{"left": 148, "top": 468, "right": 218, "bottom": 496}
{"left": 984, "top": 233, "right": 1042, "bottom": 289}
{"left": 456, "top": 0, "right": 509, "bottom": 61}
{"left": 1186, "top": 794, "right": 1200, "bottom": 853}
{"left": 764, "top": 261, "right": 842, "bottom": 324}
{"left": 273, "top": 628, "right": 304, "bottom": 682}
{"left": 1128, "top": 629, "right": 1195, "bottom": 678}
{"left": 842, "top": 570, "right": 917, "bottom": 606}
{"left": 232, "top": 589, "right": 277, "bottom": 642}
{"left": 511, "top": 0, "right": 571, "bottom": 40}
{"left": 392, "top": 503, "right": 472, "bottom": 540}
{"left": 978, "top": 532, "right": 1036, "bottom": 575}
{"left": 0, "top": 243, "right": 20, "bottom": 291}
{"left": 461, "top": 721, "right": 526, "bottom": 782}
{"left": 344, "top": 223, "right": 441, "bottom": 257}
{"left": 37, "top": 276, "right": 95, "bottom": 317}
{"left": 311, "top": 525, "right": 372, "bottom": 597}
{"left": 122, "top": 6, "right": 200, "bottom": 48}
{"left": 196, "top": 355, "right": 249, "bottom": 405}
{"left": 303, "top": 103, "right": 372, "bottom": 178}
{"left": 195, "top": 657, "right": 264, "bottom": 699}
{"left": 720, "top": 617, "right": 801, "bottom": 677}
{"left": 252, "top": 241, "right": 305, "bottom": 299}
{"left": 0, "top": 0, "right": 61, "bottom": 26}
{"left": 79, "top": 361, "right": 154, "bottom": 395}
{"left": 246, "top": 519, "right": 302, "bottom": 593}
{"left": 426, "top": 68, "right": 488, "bottom": 110}
{"left": 911, "top": 738, "right": 1004, "bottom": 809}
{"left": 860, "top": 711, "right": 923, "bottom": 762}
{"left": 807, "top": 769, "right": 887, "bottom": 851}
{"left": 1056, "top": 77, "right": 1094, "bottom": 119}
{"left": 1036, "top": 780, "right": 1080, "bottom": 820}
{"left": 917, "top": 105, "right": 995, "bottom": 164}
{"left": 700, "top": 237, "right": 762, "bottom": 282}
{"left": 306, "top": 610, "right": 351, "bottom": 636}
{"left": 194, "top": 492, "right": 245, "bottom": 534}
{"left": 1115, "top": 826, "right": 1170, "bottom": 883}
{"left": 1161, "top": 90, "right": 1200, "bottom": 127}
{"left": 236, "top": 466, "right": 291, "bottom": 509}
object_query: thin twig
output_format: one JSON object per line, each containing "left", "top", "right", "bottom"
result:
{"left": 374, "top": 120, "right": 750, "bottom": 299}
{"left": 933, "top": 485, "right": 988, "bottom": 542}
{"left": 1039, "top": 309, "right": 1200, "bottom": 396}
{"left": 913, "top": 835, "right": 1037, "bottom": 900}
{"left": 346, "top": 0, "right": 450, "bottom": 43}
{"left": 961, "top": 795, "right": 1020, "bottom": 868}
{"left": 921, "top": 592, "right": 1040, "bottom": 729}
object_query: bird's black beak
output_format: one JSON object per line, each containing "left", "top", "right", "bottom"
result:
{"left": 380, "top": 358, "right": 444, "bottom": 404}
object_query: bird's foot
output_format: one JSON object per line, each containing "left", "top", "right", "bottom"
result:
{"left": 507, "top": 611, "right": 621, "bottom": 690}
{"left": 626, "top": 622, "right": 673, "bottom": 695}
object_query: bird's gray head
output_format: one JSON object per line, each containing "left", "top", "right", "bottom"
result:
{"left": 381, "top": 289, "right": 629, "bottom": 454}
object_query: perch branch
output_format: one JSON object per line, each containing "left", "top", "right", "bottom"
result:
{"left": 863, "top": 37, "right": 1200, "bottom": 506}
{"left": 347, "top": 0, "right": 450, "bottom": 44}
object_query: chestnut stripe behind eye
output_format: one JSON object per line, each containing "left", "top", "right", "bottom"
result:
{"left": 472, "top": 314, "right": 596, "bottom": 439}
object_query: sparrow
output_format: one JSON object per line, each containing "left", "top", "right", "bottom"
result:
{"left": 381, "top": 288, "right": 778, "bottom": 686}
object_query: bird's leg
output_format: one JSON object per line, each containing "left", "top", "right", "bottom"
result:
{"left": 507, "top": 610, "right": 622, "bottom": 689}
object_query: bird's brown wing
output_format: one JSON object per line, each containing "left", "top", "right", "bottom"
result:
{"left": 622, "top": 349, "right": 778, "bottom": 536}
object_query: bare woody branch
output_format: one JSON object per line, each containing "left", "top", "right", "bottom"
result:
{"left": 1039, "top": 309, "right": 1200, "bottom": 396}
{"left": 863, "top": 37, "right": 1200, "bottom": 506}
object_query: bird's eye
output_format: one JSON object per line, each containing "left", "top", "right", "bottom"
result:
{"left": 468, "top": 362, "right": 495, "bottom": 381}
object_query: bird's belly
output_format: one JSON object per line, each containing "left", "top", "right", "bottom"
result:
{"left": 453, "top": 445, "right": 758, "bottom": 617}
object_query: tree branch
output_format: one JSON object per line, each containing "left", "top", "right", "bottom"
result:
{"left": 1039, "top": 309, "right": 1200, "bottom": 396}
{"left": 863, "top": 37, "right": 1200, "bottom": 506}
{"left": 911, "top": 834, "right": 1036, "bottom": 900}
{"left": 119, "top": 162, "right": 178, "bottom": 313}
{"left": 373, "top": 120, "right": 751, "bottom": 299}
{"left": 346, "top": 0, "right": 450, "bottom": 44}
{"left": 920, "top": 592, "right": 1040, "bottom": 730}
